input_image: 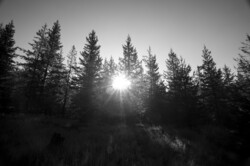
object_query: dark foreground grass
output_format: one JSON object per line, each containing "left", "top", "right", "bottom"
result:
{"left": 0, "top": 114, "right": 244, "bottom": 166}
{"left": 0, "top": 114, "right": 184, "bottom": 166}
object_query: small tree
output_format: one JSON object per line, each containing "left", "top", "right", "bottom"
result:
{"left": 222, "top": 65, "right": 234, "bottom": 87}
{"left": 102, "top": 56, "right": 117, "bottom": 88}
{"left": 62, "top": 45, "right": 77, "bottom": 115}
{"left": 119, "top": 35, "right": 142, "bottom": 79}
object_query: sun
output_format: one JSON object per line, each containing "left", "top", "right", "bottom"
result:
{"left": 112, "top": 74, "right": 131, "bottom": 90}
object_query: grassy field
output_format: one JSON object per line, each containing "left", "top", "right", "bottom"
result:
{"left": 0, "top": 113, "right": 243, "bottom": 166}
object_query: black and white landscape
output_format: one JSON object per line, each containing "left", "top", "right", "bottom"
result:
{"left": 0, "top": 0, "right": 250, "bottom": 165}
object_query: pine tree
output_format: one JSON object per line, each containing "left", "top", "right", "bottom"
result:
{"left": 75, "top": 30, "right": 102, "bottom": 114}
{"left": 164, "top": 49, "right": 194, "bottom": 100}
{"left": 118, "top": 36, "right": 143, "bottom": 122}
{"left": 222, "top": 65, "right": 234, "bottom": 87}
{"left": 197, "top": 46, "right": 223, "bottom": 122}
{"left": 234, "top": 34, "right": 250, "bottom": 159}
{"left": 99, "top": 57, "right": 118, "bottom": 112}
{"left": 235, "top": 34, "right": 250, "bottom": 108}
{"left": 20, "top": 21, "right": 64, "bottom": 113}
{"left": 46, "top": 50, "right": 66, "bottom": 112}
{"left": 236, "top": 34, "right": 250, "bottom": 80}
{"left": 143, "top": 47, "right": 160, "bottom": 98}
{"left": 221, "top": 65, "right": 235, "bottom": 109}
{"left": 119, "top": 35, "right": 143, "bottom": 100}
{"left": 62, "top": 45, "right": 77, "bottom": 115}
{"left": 219, "top": 65, "right": 238, "bottom": 126}
{"left": 0, "top": 21, "right": 16, "bottom": 112}
{"left": 20, "top": 24, "right": 49, "bottom": 112}
{"left": 142, "top": 47, "right": 163, "bottom": 122}
{"left": 164, "top": 49, "right": 180, "bottom": 95}
{"left": 164, "top": 49, "right": 197, "bottom": 125}
{"left": 102, "top": 56, "right": 117, "bottom": 87}
{"left": 119, "top": 35, "right": 142, "bottom": 80}
{"left": 45, "top": 21, "right": 66, "bottom": 113}
{"left": 103, "top": 57, "right": 117, "bottom": 79}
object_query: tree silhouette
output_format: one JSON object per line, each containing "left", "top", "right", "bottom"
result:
{"left": 0, "top": 21, "right": 16, "bottom": 112}
{"left": 21, "top": 21, "right": 64, "bottom": 113}
{"left": 74, "top": 30, "right": 102, "bottom": 116}
{"left": 102, "top": 56, "right": 117, "bottom": 89}
{"left": 143, "top": 47, "right": 160, "bottom": 99}
{"left": 235, "top": 34, "right": 250, "bottom": 110}
{"left": 142, "top": 47, "right": 165, "bottom": 123}
{"left": 197, "top": 46, "right": 223, "bottom": 123}
{"left": 234, "top": 35, "right": 250, "bottom": 158}
{"left": 61, "top": 45, "right": 77, "bottom": 116}
{"left": 113, "top": 36, "right": 144, "bottom": 123}
{"left": 119, "top": 36, "right": 142, "bottom": 79}
{"left": 45, "top": 21, "right": 66, "bottom": 114}
{"left": 164, "top": 49, "right": 197, "bottom": 125}
{"left": 20, "top": 24, "right": 49, "bottom": 112}
{"left": 1, "top": 19, "right": 250, "bottom": 165}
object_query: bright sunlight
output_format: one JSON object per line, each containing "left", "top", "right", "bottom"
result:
{"left": 112, "top": 74, "right": 131, "bottom": 90}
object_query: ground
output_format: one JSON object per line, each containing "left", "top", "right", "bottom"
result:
{"left": 0, "top": 113, "right": 242, "bottom": 166}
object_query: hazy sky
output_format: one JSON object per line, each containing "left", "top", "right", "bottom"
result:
{"left": 1, "top": 0, "right": 250, "bottom": 73}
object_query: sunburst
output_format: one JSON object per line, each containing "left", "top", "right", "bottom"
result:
{"left": 112, "top": 74, "right": 131, "bottom": 91}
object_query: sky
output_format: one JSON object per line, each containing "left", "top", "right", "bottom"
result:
{"left": 0, "top": 0, "right": 250, "bottom": 74}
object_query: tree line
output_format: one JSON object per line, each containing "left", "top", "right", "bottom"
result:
{"left": 1, "top": 20, "right": 250, "bottom": 155}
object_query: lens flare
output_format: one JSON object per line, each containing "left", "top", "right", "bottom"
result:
{"left": 112, "top": 74, "right": 131, "bottom": 90}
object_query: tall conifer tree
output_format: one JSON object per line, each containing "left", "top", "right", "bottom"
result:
{"left": 21, "top": 21, "right": 64, "bottom": 113}
{"left": 0, "top": 21, "right": 16, "bottom": 112}
{"left": 75, "top": 30, "right": 102, "bottom": 113}
{"left": 20, "top": 24, "right": 49, "bottom": 111}
{"left": 143, "top": 47, "right": 160, "bottom": 98}
{"left": 46, "top": 21, "right": 66, "bottom": 112}
{"left": 197, "top": 46, "right": 223, "bottom": 122}
{"left": 164, "top": 49, "right": 197, "bottom": 125}
{"left": 62, "top": 45, "right": 77, "bottom": 115}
